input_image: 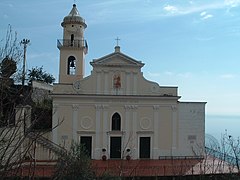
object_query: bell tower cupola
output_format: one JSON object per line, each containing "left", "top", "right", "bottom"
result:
{"left": 57, "top": 4, "right": 87, "bottom": 83}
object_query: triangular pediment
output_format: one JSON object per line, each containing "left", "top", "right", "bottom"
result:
{"left": 90, "top": 48, "right": 144, "bottom": 68}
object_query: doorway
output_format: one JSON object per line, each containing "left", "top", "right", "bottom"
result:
{"left": 110, "top": 137, "right": 121, "bottom": 159}
{"left": 80, "top": 136, "right": 92, "bottom": 158}
{"left": 139, "top": 137, "right": 151, "bottom": 159}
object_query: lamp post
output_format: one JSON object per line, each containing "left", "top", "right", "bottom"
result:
{"left": 20, "top": 39, "right": 30, "bottom": 86}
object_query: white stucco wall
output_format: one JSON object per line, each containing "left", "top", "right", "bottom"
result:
{"left": 177, "top": 102, "right": 206, "bottom": 157}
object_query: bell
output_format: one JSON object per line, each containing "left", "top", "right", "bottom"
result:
{"left": 70, "top": 60, "right": 75, "bottom": 67}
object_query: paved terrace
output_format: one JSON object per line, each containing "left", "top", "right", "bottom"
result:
{"left": 5, "top": 157, "right": 238, "bottom": 178}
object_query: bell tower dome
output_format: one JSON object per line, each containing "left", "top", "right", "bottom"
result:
{"left": 57, "top": 4, "right": 87, "bottom": 83}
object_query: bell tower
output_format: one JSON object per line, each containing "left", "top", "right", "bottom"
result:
{"left": 57, "top": 4, "right": 87, "bottom": 83}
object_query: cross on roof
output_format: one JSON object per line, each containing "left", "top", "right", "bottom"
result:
{"left": 115, "top": 37, "right": 120, "bottom": 46}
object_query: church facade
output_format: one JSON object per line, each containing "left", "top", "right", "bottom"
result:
{"left": 52, "top": 4, "right": 206, "bottom": 160}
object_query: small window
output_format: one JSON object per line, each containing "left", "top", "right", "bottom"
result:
{"left": 67, "top": 56, "right": 76, "bottom": 75}
{"left": 71, "top": 34, "right": 74, "bottom": 46}
{"left": 112, "top": 113, "right": 121, "bottom": 131}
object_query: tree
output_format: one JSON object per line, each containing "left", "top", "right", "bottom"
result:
{"left": 0, "top": 26, "right": 21, "bottom": 127}
{"left": 0, "top": 25, "right": 57, "bottom": 178}
{"left": 0, "top": 25, "right": 22, "bottom": 64}
{"left": 0, "top": 56, "right": 17, "bottom": 79}
{"left": 197, "top": 132, "right": 240, "bottom": 177}
{"left": 0, "top": 24, "right": 23, "bottom": 84}
{"left": 220, "top": 131, "right": 240, "bottom": 172}
{"left": 0, "top": 25, "right": 33, "bottom": 177}
{"left": 53, "top": 142, "right": 96, "bottom": 180}
{"left": 27, "top": 66, "right": 55, "bottom": 85}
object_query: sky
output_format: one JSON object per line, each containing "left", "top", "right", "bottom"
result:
{"left": 0, "top": 0, "right": 240, "bottom": 137}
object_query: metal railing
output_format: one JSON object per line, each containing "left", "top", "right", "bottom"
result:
{"left": 205, "top": 146, "right": 239, "bottom": 167}
{"left": 57, "top": 39, "right": 86, "bottom": 49}
{"left": 159, "top": 156, "right": 203, "bottom": 160}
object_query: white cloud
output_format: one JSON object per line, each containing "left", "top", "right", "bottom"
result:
{"left": 163, "top": 5, "right": 178, "bottom": 14}
{"left": 200, "top": 11, "right": 213, "bottom": 20}
{"left": 202, "top": 14, "right": 213, "bottom": 20}
{"left": 224, "top": 0, "right": 240, "bottom": 7}
{"left": 162, "top": 3, "right": 220, "bottom": 17}
{"left": 220, "top": 74, "right": 236, "bottom": 79}
{"left": 200, "top": 11, "right": 207, "bottom": 16}
{"left": 87, "top": 1, "right": 240, "bottom": 24}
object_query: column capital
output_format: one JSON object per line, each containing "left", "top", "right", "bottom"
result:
{"left": 171, "top": 105, "right": 177, "bottom": 112}
{"left": 95, "top": 104, "right": 109, "bottom": 110}
{"left": 153, "top": 105, "right": 160, "bottom": 110}
{"left": 72, "top": 104, "right": 80, "bottom": 111}
{"left": 53, "top": 104, "right": 59, "bottom": 109}
{"left": 124, "top": 105, "right": 138, "bottom": 110}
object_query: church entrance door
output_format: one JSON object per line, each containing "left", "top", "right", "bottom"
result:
{"left": 139, "top": 137, "right": 151, "bottom": 158}
{"left": 80, "top": 136, "right": 92, "bottom": 158}
{"left": 110, "top": 137, "right": 121, "bottom": 159}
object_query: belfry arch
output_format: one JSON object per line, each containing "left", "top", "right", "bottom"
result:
{"left": 67, "top": 56, "right": 76, "bottom": 75}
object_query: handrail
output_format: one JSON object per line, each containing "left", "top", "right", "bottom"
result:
{"left": 205, "top": 146, "right": 239, "bottom": 166}
{"left": 158, "top": 156, "right": 203, "bottom": 160}
{"left": 27, "top": 132, "right": 67, "bottom": 155}
{"left": 57, "top": 39, "right": 85, "bottom": 49}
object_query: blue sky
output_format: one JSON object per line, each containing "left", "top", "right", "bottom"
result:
{"left": 1, "top": 0, "right": 240, "bottom": 121}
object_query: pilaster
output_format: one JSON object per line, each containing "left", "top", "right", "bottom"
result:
{"left": 96, "top": 71, "right": 101, "bottom": 93}
{"left": 95, "top": 104, "right": 101, "bottom": 158}
{"left": 104, "top": 71, "right": 109, "bottom": 94}
{"left": 102, "top": 105, "right": 109, "bottom": 153}
{"left": 171, "top": 105, "right": 177, "bottom": 155}
{"left": 153, "top": 105, "right": 160, "bottom": 158}
{"left": 52, "top": 104, "right": 59, "bottom": 144}
{"left": 72, "top": 104, "right": 79, "bottom": 142}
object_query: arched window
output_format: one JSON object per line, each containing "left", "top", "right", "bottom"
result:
{"left": 112, "top": 113, "right": 121, "bottom": 131}
{"left": 67, "top": 56, "right": 76, "bottom": 75}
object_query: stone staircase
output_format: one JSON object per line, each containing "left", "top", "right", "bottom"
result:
{"left": 27, "top": 132, "right": 67, "bottom": 157}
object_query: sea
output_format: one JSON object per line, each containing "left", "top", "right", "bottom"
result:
{"left": 206, "top": 114, "right": 240, "bottom": 142}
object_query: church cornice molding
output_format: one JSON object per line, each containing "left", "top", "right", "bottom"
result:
{"left": 107, "top": 130, "right": 126, "bottom": 135}
{"left": 92, "top": 63, "right": 141, "bottom": 68}
{"left": 51, "top": 93, "right": 181, "bottom": 100}
{"left": 77, "top": 131, "right": 95, "bottom": 134}
{"left": 136, "top": 131, "right": 154, "bottom": 134}
{"left": 90, "top": 52, "right": 144, "bottom": 68}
